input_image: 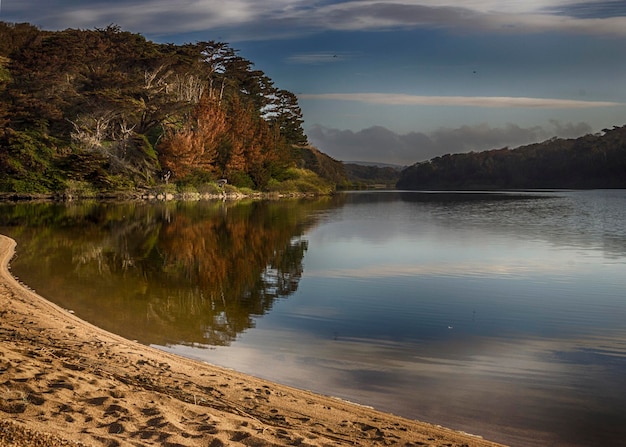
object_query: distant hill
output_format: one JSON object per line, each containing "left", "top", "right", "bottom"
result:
{"left": 343, "top": 163, "right": 401, "bottom": 189}
{"left": 397, "top": 126, "right": 626, "bottom": 190}
{"left": 343, "top": 161, "right": 405, "bottom": 170}
{"left": 297, "top": 145, "right": 347, "bottom": 187}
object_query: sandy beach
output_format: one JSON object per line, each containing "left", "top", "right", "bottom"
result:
{"left": 0, "top": 234, "right": 507, "bottom": 447}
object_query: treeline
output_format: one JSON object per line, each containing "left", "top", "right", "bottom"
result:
{"left": 397, "top": 125, "right": 626, "bottom": 190}
{"left": 0, "top": 22, "right": 344, "bottom": 196}
{"left": 343, "top": 163, "right": 401, "bottom": 189}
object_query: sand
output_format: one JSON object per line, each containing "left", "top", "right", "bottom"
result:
{"left": 0, "top": 234, "right": 508, "bottom": 447}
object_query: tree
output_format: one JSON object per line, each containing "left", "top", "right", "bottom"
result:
{"left": 266, "top": 90, "right": 307, "bottom": 145}
{"left": 396, "top": 126, "right": 626, "bottom": 190}
{"left": 158, "top": 93, "right": 227, "bottom": 179}
{"left": 0, "top": 22, "right": 343, "bottom": 193}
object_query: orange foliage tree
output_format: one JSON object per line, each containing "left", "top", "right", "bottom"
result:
{"left": 159, "top": 94, "right": 227, "bottom": 179}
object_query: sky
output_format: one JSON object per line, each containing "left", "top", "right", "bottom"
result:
{"left": 2, "top": 1, "right": 626, "bottom": 165}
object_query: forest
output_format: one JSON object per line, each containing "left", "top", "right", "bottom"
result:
{"left": 343, "top": 163, "right": 401, "bottom": 189}
{"left": 0, "top": 21, "right": 345, "bottom": 197}
{"left": 397, "top": 125, "right": 626, "bottom": 190}
{"left": 3, "top": 21, "right": 624, "bottom": 197}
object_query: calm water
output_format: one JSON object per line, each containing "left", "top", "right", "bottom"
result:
{"left": 2, "top": 190, "right": 626, "bottom": 447}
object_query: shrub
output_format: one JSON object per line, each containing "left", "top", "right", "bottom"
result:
{"left": 63, "top": 180, "right": 97, "bottom": 198}
{"left": 265, "top": 168, "right": 334, "bottom": 194}
{"left": 227, "top": 171, "right": 255, "bottom": 189}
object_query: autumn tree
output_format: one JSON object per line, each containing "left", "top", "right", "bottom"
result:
{"left": 159, "top": 93, "right": 227, "bottom": 179}
{"left": 0, "top": 21, "right": 344, "bottom": 194}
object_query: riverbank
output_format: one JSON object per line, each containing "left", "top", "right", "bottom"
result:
{"left": 0, "top": 234, "right": 507, "bottom": 447}
{"left": 0, "top": 188, "right": 323, "bottom": 203}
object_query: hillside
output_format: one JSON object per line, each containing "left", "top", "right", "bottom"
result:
{"left": 343, "top": 163, "right": 401, "bottom": 189}
{"left": 397, "top": 125, "right": 626, "bottom": 190}
{"left": 0, "top": 22, "right": 344, "bottom": 197}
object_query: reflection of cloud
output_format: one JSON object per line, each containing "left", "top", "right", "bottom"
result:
{"left": 164, "top": 325, "right": 626, "bottom": 427}
{"left": 306, "top": 261, "right": 573, "bottom": 279}
{"left": 300, "top": 93, "right": 622, "bottom": 108}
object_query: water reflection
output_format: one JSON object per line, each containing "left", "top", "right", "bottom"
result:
{"left": 2, "top": 191, "right": 626, "bottom": 447}
{"left": 339, "top": 189, "right": 626, "bottom": 259}
{"left": 0, "top": 199, "right": 338, "bottom": 346}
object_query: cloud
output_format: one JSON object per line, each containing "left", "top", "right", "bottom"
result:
{"left": 304, "top": 1, "right": 626, "bottom": 36}
{"left": 4, "top": 0, "right": 295, "bottom": 35}
{"left": 285, "top": 52, "right": 349, "bottom": 65}
{"left": 306, "top": 121, "right": 593, "bottom": 165}
{"left": 299, "top": 93, "right": 622, "bottom": 109}
{"left": 542, "top": 1, "right": 626, "bottom": 19}
{"left": 5, "top": 0, "right": 626, "bottom": 39}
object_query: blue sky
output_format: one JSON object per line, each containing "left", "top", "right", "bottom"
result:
{"left": 2, "top": 1, "right": 626, "bottom": 165}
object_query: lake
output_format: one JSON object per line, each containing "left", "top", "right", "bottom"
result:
{"left": 1, "top": 190, "right": 626, "bottom": 447}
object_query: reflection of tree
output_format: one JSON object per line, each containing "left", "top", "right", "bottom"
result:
{"left": 0, "top": 199, "right": 335, "bottom": 346}
{"left": 143, "top": 202, "right": 313, "bottom": 345}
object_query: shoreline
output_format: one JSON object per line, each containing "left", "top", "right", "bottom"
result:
{"left": 0, "top": 234, "right": 507, "bottom": 447}
{"left": 0, "top": 187, "right": 329, "bottom": 204}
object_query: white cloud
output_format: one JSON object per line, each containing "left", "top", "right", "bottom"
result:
{"left": 285, "top": 52, "right": 349, "bottom": 64}
{"left": 300, "top": 93, "right": 622, "bottom": 109}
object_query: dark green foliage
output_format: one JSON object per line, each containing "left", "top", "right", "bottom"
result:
{"left": 227, "top": 171, "right": 256, "bottom": 189}
{"left": 297, "top": 145, "right": 346, "bottom": 187}
{"left": 397, "top": 126, "right": 626, "bottom": 190}
{"left": 267, "top": 90, "right": 308, "bottom": 146}
{"left": 343, "top": 164, "right": 401, "bottom": 189}
{"left": 0, "top": 21, "right": 340, "bottom": 195}
{"left": 175, "top": 170, "right": 216, "bottom": 187}
{"left": 0, "top": 129, "right": 64, "bottom": 192}
{"left": 0, "top": 22, "right": 41, "bottom": 59}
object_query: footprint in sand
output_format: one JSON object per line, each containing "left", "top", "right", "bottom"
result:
{"left": 85, "top": 396, "right": 109, "bottom": 406}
